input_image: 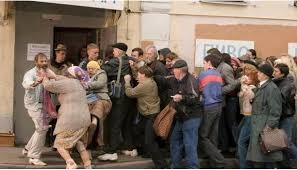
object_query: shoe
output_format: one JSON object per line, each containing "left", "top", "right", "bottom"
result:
{"left": 66, "top": 159, "right": 78, "bottom": 169}
{"left": 121, "top": 150, "right": 131, "bottom": 156}
{"left": 22, "top": 148, "right": 28, "bottom": 156}
{"left": 130, "top": 149, "right": 138, "bottom": 157}
{"left": 98, "top": 153, "right": 118, "bottom": 161}
{"left": 29, "top": 158, "right": 47, "bottom": 166}
{"left": 121, "top": 149, "right": 138, "bottom": 157}
{"left": 84, "top": 160, "right": 92, "bottom": 169}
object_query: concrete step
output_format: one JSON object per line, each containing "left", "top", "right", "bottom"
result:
{"left": 0, "top": 147, "right": 239, "bottom": 168}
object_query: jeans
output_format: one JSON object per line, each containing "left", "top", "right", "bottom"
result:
{"left": 237, "top": 116, "right": 251, "bottom": 169}
{"left": 170, "top": 117, "right": 201, "bottom": 169}
{"left": 219, "top": 96, "right": 239, "bottom": 151}
{"left": 280, "top": 117, "right": 297, "bottom": 160}
{"left": 199, "top": 106, "right": 224, "bottom": 168}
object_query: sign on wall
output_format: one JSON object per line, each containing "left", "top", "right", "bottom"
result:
{"left": 32, "top": 0, "right": 124, "bottom": 10}
{"left": 288, "top": 43, "right": 297, "bottom": 57}
{"left": 195, "top": 39, "right": 254, "bottom": 67}
{"left": 27, "top": 43, "right": 51, "bottom": 61}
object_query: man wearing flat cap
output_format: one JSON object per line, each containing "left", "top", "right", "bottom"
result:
{"left": 154, "top": 59, "right": 203, "bottom": 168}
{"left": 246, "top": 63, "right": 283, "bottom": 167}
{"left": 99, "top": 42, "right": 135, "bottom": 161}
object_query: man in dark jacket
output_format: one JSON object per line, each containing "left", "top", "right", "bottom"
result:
{"left": 99, "top": 42, "right": 134, "bottom": 161}
{"left": 144, "top": 45, "right": 169, "bottom": 110}
{"left": 273, "top": 63, "right": 297, "bottom": 167}
{"left": 156, "top": 60, "right": 203, "bottom": 168}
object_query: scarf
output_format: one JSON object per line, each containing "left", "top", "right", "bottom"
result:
{"left": 41, "top": 88, "right": 58, "bottom": 128}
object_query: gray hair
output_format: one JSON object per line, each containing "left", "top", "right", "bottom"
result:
{"left": 145, "top": 45, "right": 159, "bottom": 59}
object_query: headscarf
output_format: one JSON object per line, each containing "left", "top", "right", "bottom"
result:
{"left": 67, "top": 66, "right": 90, "bottom": 88}
{"left": 87, "top": 61, "right": 100, "bottom": 70}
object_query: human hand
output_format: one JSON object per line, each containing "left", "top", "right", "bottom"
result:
{"left": 124, "top": 74, "right": 131, "bottom": 83}
{"left": 46, "top": 69, "right": 57, "bottom": 79}
{"left": 240, "top": 75, "right": 248, "bottom": 84}
{"left": 129, "top": 60, "right": 134, "bottom": 67}
{"left": 171, "top": 94, "right": 183, "bottom": 102}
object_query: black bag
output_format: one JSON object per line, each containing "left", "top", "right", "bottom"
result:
{"left": 109, "top": 56, "right": 122, "bottom": 99}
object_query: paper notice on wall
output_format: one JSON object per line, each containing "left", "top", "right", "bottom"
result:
{"left": 195, "top": 39, "right": 254, "bottom": 67}
{"left": 27, "top": 43, "right": 51, "bottom": 61}
{"left": 288, "top": 43, "right": 297, "bottom": 57}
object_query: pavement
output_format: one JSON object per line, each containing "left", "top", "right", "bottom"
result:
{"left": 0, "top": 147, "right": 239, "bottom": 169}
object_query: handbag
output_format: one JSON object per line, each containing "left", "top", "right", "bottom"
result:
{"left": 108, "top": 56, "right": 122, "bottom": 99}
{"left": 86, "top": 93, "right": 99, "bottom": 104}
{"left": 259, "top": 126, "right": 289, "bottom": 154}
{"left": 153, "top": 101, "right": 176, "bottom": 140}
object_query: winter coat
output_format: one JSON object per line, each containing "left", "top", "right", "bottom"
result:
{"left": 246, "top": 80, "right": 283, "bottom": 162}
{"left": 125, "top": 78, "right": 160, "bottom": 116}
{"left": 87, "top": 69, "right": 110, "bottom": 101}
{"left": 197, "top": 68, "right": 223, "bottom": 108}
{"left": 273, "top": 75, "right": 296, "bottom": 119}
{"left": 147, "top": 60, "right": 169, "bottom": 110}
{"left": 43, "top": 76, "right": 91, "bottom": 135}
{"left": 155, "top": 73, "right": 202, "bottom": 119}
{"left": 216, "top": 62, "right": 240, "bottom": 95}
{"left": 102, "top": 55, "right": 133, "bottom": 99}
{"left": 238, "top": 84, "right": 256, "bottom": 116}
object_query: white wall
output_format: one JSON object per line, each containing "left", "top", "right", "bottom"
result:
{"left": 0, "top": 2, "right": 15, "bottom": 134}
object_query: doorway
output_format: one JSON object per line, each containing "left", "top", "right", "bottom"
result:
{"left": 54, "top": 27, "right": 97, "bottom": 65}
{"left": 54, "top": 26, "right": 117, "bottom": 66}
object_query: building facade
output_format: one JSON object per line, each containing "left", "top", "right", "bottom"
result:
{"left": 1, "top": 0, "right": 297, "bottom": 145}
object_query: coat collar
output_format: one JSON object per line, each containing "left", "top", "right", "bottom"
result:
{"left": 254, "top": 79, "right": 271, "bottom": 98}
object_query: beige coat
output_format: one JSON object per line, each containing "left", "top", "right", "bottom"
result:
{"left": 43, "top": 76, "right": 91, "bottom": 135}
{"left": 125, "top": 78, "right": 160, "bottom": 116}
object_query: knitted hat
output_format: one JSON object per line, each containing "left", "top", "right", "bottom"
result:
{"left": 87, "top": 61, "right": 100, "bottom": 70}
{"left": 112, "top": 43, "right": 128, "bottom": 52}
{"left": 67, "top": 66, "right": 89, "bottom": 82}
{"left": 257, "top": 63, "right": 273, "bottom": 78}
{"left": 172, "top": 59, "right": 188, "bottom": 69}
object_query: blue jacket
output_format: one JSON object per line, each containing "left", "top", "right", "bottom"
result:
{"left": 197, "top": 69, "right": 223, "bottom": 108}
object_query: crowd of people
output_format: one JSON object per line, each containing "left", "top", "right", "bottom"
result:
{"left": 21, "top": 42, "right": 297, "bottom": 169}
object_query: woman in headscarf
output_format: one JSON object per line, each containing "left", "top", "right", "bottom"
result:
{"left": 42, "top": 66, "right": 91, "bottom": 169}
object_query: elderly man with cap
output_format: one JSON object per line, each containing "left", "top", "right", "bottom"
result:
{"left": 99, "top": 42, "right": 135, "bottom": 161}
{"left": 246, "top": 63, "right": 283, "bottom": 168}
{"left": 155, "top": 59, "right": 203, "bottom": 168}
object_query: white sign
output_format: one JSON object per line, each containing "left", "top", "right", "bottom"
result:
{"left": 27, "top": 43, "right": 51, "bottom": 61}
{"left": 288, "top": 43, "right": 297, "bottom": 57}
{"left": 195, "top": 39, "right": 254, "bottom": 67}
{"left": 32, "top": 0, "right": 124, "bottom": 10}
